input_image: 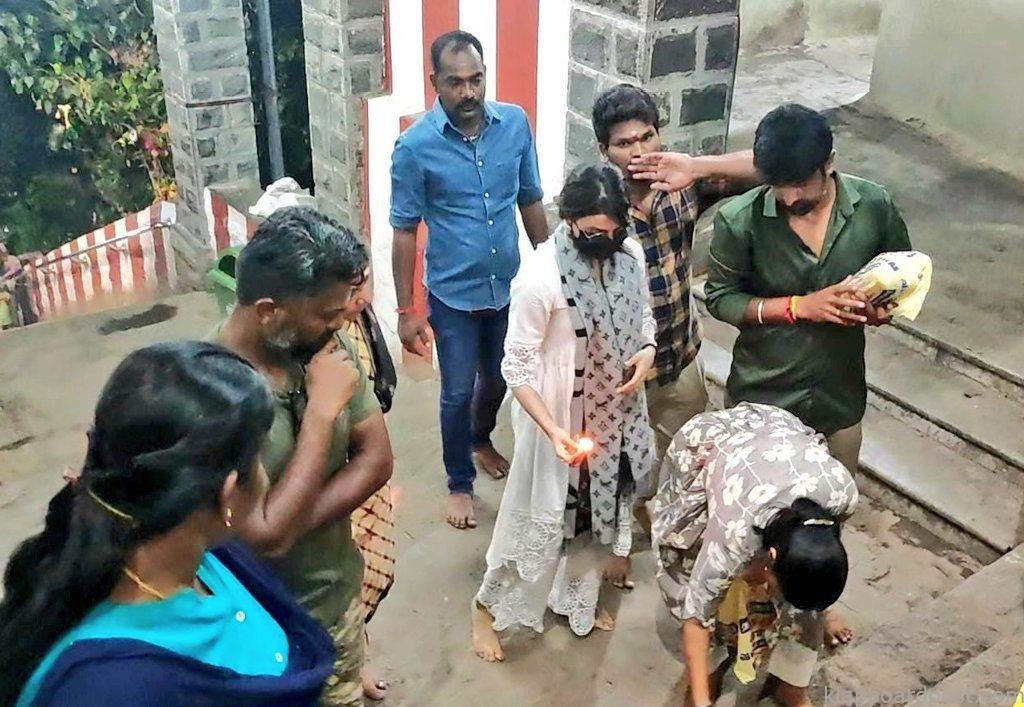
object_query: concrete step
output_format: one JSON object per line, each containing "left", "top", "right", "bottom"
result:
{"left": 820, "top": 547, "right": 1024, "bottom": 706}
{"left": 904, "top": 634, "right": 1024, "bottom": 707}
{"left": 859, "top": 404, "right": 1023, "bottom": 558}
{"left": 698, "top": 337, "right": 1019, "bottom": 561}
{"left": 866, "top": 331, "right": 1024, "bottom": 475}
{"left": 878, "top": 321, "right": 1024, "bottom": 407}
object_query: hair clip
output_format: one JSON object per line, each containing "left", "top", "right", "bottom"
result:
{"left": 88, "top": 487, "right": 136, "bottom": 524}
{"left": 803, "top": 518, "right": 834, "bottom": 527}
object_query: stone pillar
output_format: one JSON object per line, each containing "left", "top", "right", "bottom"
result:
{"left": 300, "top": 0, "right": 386, "bottom": 232}
{"left": 565, "top": 0, "right": 740, "bottom": 170}
{"left": 152, "top": 0, "right": 260, "bottom": 265}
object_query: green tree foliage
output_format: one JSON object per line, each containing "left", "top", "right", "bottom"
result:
{"left": 0, "top": 0, "right": 173, "bottom": 253}
{"left": 0, "top": 73, "right": 102, "bottom": 255}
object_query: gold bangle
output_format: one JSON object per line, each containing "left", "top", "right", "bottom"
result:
{"left": 790, "top": 295, "right": 801, "bottom": 322}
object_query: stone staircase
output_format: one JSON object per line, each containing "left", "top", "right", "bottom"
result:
{"left": 692, "top": 278, "right": 1024, "bottom": 564}
{"left": 819, "top": 546, "right": 1024, "bottom": 706}
{"left": 688, "top": 278, "right": 1024, "bottom": 703}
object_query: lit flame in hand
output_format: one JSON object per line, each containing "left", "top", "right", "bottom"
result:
{"left": 576, "top": 437, "right": 595, "bottom": 455}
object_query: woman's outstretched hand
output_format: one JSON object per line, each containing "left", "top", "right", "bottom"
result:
{"left": 616, "top": 346, "right": 656, "bottom": 395}
{"left": 547, "top": 426, "right": 582, "bottom": 464}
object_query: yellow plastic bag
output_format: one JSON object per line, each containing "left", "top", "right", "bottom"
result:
{"left": 849, "top": 251, "right": 932, "bottom": 321}
{"left": 717, "top": 579, "right": 758, "bottom": 685}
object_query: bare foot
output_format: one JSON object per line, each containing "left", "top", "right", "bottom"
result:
{"left": 472, "top": 600, "right": 505, "bottom": 662}
{"left": 594, "top": 608, "right": 616, "bottom": 632}
{"left": 361, "top": 664, "right": 388, "bottom": 701}
{"left": 824, "top": 608, "right": 854, "bottom": 648}
{"left": 446, "top": 493, "right": 477, "bottom": 529}
{"left": 603, "top": 554, "right": 635, "bottom": 590}
{"left": 473, "top": 443, "right": 510, "bottom": 480}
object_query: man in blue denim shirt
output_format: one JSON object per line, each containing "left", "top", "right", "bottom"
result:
{"left": 390, "top": 31, "right": 549, "bottom": 529}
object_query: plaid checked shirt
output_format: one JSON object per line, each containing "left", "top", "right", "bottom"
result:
{"left": 631, "top": 182, "right": 732, "bottom": 387}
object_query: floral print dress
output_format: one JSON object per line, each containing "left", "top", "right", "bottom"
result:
{"left": 650, "top": 402, "right": 858, "bottom": 687}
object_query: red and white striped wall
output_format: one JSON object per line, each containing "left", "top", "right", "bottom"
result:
{"left": 26, "top": 202, "right": 178, "bottom": 321}
{"left": 204, "top": 188, "right": 260, "bottom": 254}
{"left": 365, "top": 0, "right": 571, "bottom": 338}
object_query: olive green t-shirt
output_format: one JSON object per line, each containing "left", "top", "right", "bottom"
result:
{"left": 214, "top": 326, "right": 381, "bottom": 628}
{"left": 705, "top": 173, "right": 911, "bottom": 434}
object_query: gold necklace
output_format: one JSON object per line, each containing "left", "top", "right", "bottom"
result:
{"left": 123, "top": 567, "right": 168, "bottom": 601}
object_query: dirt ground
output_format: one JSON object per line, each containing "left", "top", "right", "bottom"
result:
{"left": 0, "top": 293, "right": 978, "bottom": 706}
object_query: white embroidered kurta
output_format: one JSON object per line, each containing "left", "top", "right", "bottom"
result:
{"left": 476, "top": 237, "right": 657, "bottom": 636}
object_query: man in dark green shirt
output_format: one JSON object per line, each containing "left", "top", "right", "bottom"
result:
{"left": 704, "top": 104, "right": 911, "bottom": 475}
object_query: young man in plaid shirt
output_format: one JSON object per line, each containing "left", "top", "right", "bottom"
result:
{"left": 591, "top": 84, "right": 760, "bottom": 514}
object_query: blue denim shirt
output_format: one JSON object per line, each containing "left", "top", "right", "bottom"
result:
{"left": 390, "top": 99, "right": 543, "bottom": 312}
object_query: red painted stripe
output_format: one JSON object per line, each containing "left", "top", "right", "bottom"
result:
{"left": 421, "top": 0, "right": 459, "bottom": 108}
{"left": 129, "top": 235, "right": 147, "bottom": 290}
{"left": 86, "top": 230, "right": 103, "bottom": 295}
{"left": 29, "top": 266, "right": 45, "bottom": 320}
{"left": 150, "top": 205, "right": 170, "bottom": 289}
{"left": 496, "top": 0, "right": 540, "bottom": 130}
{"left": 53, "top": 251, "right": 70, "bottom": 312}
{"left": 41, "top": 263, "right": 56, "bottom": 316}
{"left": 106, "top": 223, "right": 123, "bottom": 293}
{"left": 68, "top": 237, "right": 86, "bottom": 303}
{"left": 124, "top": 212, "right": 145, "bottom": 290}
{"left": 152, "top": 229, "right": 169, "bottom": 288}
{"left": 211, "top": 193, "right": 231, "bottom": 252}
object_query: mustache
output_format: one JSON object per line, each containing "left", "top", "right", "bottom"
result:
{"left": 785, "top": 200, "right": 816, "bottom": 216}
{"left": 458, "top": 100, "right": 480, "bottom": 110}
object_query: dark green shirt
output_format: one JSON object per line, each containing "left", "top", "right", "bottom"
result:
{"left": 706, "top": 173, "right": 911, "bottom": 434}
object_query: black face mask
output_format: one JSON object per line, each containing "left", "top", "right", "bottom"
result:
{"left": 572, "top": 227, "right": 627, "bottom": 261}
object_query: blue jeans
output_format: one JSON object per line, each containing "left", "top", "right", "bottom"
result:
{"left": 427, "top": 293, "right": 509, "bottom": 495}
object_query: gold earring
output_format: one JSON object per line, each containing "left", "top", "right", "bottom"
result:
{"left": 224, "top": 507, "right": 233, "bottom": 528}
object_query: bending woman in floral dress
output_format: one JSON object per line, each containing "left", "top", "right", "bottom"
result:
{"left": 471, "top": 164, "right": 658, "bottom": 661}
{"left": 651, "top": 402, "right": 858, "bottom": 707}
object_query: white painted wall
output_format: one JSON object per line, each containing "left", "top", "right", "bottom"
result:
{"left": 868, "top": 0, "right": 1024, "bottom": 182}
{"left": 365, "top": 0, "right": 571, "bottom": 333}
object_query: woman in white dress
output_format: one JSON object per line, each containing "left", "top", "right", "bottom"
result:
{"left": 472, "top": 164, "right": 658, "bottom": 662}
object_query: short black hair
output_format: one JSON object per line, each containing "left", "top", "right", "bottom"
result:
{"left": 430, "top": 30, "right": 484, "bottom": 73}
{"left": 761, "top": 498, "right": 848, "bottom": 612}
{"left": 592, "top": 83, "right": 660, "bottom": 147}
{"left": 753, "top": 103, "right": 834, "bottom": 185}
{"left": 557, "top": 163, "right": 629, "bottom": 227}
{"left": 235, "top": 207, "right": 368, "bottom": 306}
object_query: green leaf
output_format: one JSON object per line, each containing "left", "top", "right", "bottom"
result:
{"left": 53, "top": 34, "right": 63, "bottom": 54}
